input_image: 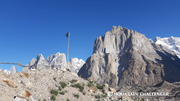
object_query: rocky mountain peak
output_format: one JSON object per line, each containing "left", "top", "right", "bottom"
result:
{"left": 24, "top": 52, "right": 85, "bottom": 73}
{"left": 37, "top": 54, "right": 45, "bottom": 60}
{"left": 110, "top": 25, "right": 122, "bottom": 33}
{"left": 93, "top": 26, "right": 155, "bottom": 58}
{"left": 55, "top": 52, "right": 61, "bottom": 57}
{"left": 29, "top": 58, "right": 36, "bottom": 66}
{"left": 35, "top": 54, "right": 49, "bottom": 69}
{"left": 79, "top": 25, "right": 180, "bottom": 88}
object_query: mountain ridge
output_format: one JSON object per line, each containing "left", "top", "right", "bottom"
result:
{"left": 22, "top": 52, "right": 85, "bottom": 73}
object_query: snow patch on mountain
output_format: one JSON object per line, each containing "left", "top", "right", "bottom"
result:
{"left": 69, "top": 58, "right": 85, "bottom": 73}
{"left": 154, "top": 36, "right": 180, "bottom": 58}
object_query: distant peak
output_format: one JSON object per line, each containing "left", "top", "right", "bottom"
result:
{"left": 37, "top": 54, "right": 45, "bottom": 60}
{"left": 38, "top": 54, "right": 43, "bottom": 57}
{"left": 153, "top": 37, "right": 161, "bottom": 42}
{"left": 55, "top": 52, "right": 61, "bottom": 56}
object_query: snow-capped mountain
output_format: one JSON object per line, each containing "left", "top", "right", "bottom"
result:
{"left": 24, "top": 52, "right": 85, "bottom": 73}
{"left": 69, "top": 58, "right": 85, "bottom": 73}
{"left": 154, "top": 36, "right": 180, "bottom": 58}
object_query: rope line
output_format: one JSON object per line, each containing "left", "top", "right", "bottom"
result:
{"left": 0, "top": 62, "right": 35, "bottom": 67}
{"left": 0, "top": 62, "right": 36, "bottom": 73}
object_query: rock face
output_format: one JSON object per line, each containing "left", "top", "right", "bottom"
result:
{"left": 46, "top": 52, "right": 67, "bottom": 70}
{"left": 154, "top": 36, "right": 180, "bottom": 58}
{"left": 10, "top": 66, "right": 16, "bottom": 74}
{"left": 35, "top": 54, "right": 49, "bottom": 70}
{"left": 25, "top": 52, "right": 85, "bottom": 73}
{"left": 78, "top": 25, "right": 180, "bottom": 88}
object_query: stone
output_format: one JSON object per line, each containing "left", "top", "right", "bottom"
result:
{"left": 14, "top": 96, "right": 27, "bottom": 101}
{"left": 90, "top": 86, "right": 97, "bottom": 93}
{"left": 15, "top": 90, "right": 35, "bottom": 101}
{"left": 19, "top": 72, "right": 29, "bottom": 78}
{"left": 108, "top": 88, "right": 116, "bottom": 93}
{"left": 2, "top": 78, "right": 17, "bottom": 88}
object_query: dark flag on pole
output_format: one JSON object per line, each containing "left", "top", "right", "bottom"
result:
{"left": 66, "top": 32, "right": 69, "bottom": 37}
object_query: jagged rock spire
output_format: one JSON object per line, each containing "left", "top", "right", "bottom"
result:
{"left": 24, "top": 52, "right": 85, "bottom": 73}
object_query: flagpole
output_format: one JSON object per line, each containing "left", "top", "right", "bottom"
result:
{"left": 67, "top": 31, "right": 70, "bottom": 69}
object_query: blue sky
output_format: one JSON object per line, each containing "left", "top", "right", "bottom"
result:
{"left": 0, "top": 0, "right": 180, "bottom": 71}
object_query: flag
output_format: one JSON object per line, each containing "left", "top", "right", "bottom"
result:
{"left": 66, "top": 32, "right": 69, "bottom": 37}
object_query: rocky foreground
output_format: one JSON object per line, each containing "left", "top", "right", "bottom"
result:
{"left": 0, "top": 68, "right": 179, "bottom": 101}
{"left": 0, "top": 68, "right": 137, "bottom": 101}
